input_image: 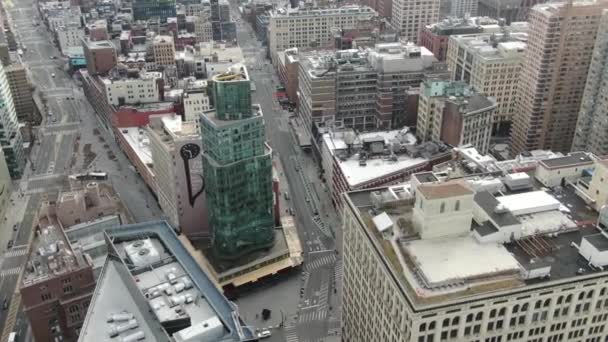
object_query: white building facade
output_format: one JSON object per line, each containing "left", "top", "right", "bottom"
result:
{"left": 267, "top": 6, "right": 377, "bottom": 62}
{"left": 102, "top": 71, "right": 162, "bottom": 106}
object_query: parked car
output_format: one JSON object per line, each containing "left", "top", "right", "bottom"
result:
{"left": 257, "top": 330, "right": 271, "bottom": 339}
{"left": 7, "top": 240, "right": 13, "bottom": 249}
{"left": 2, "top": 298, "right": 8, "bottom": 310}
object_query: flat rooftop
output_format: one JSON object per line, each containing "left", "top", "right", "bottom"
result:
{"left": 345, "top": 170, "right": 601, "bottom": 309}
{"left": 323, "top": 129, "right": 450, "bottom": 187}
{"left": 22, "top": 219, "right": 90, "bottom": 286}
{"left": 539, "top": 151, "right": 593, "bottom": 169}
{"left": 79, "top": 221, "right": 255, "bottom": 341}
{"left": 118, "top": 127, "right": 152, "bottom": 166}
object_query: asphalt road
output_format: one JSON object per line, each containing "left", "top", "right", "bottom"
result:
{"left": 231, "top": 4, "right": 343, "bottom": 341}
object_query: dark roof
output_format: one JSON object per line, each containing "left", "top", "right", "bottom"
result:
{"left": 540, "top": 152, "right": 593, "bottom": 169}
{"left": 474, "top": 191, "right": 520, "bottom": 227}
{"left": 585, "top": 234, "right": 608, "bottom": 252}
{"left": 413, "top": 172, "right": 438, "bottom": 184}
{"left": 473, "top": 221, "right": 499, "bottom": 237}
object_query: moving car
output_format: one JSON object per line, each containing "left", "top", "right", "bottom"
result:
{"left": 51, "top": 73, "right": 56, "bottom": 77}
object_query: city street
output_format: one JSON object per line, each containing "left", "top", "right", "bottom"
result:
{"left": 230, "top": 4, "right": 343, "bottom": 341}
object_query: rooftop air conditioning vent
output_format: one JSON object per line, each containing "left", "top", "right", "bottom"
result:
{"left": 132, "top": 241, "right": 144, "bottom": 248}
{"left": 138, "top": 248, "right": 150, "bottom": 256}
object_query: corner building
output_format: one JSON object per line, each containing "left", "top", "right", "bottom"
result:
{"left": 200, "top": 64, "right": 274, "bottom": 260}
{"left": 342, "top": 167, "right": 608, "bottom": 342}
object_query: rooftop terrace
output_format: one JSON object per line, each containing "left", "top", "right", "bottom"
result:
{"left": 345, "top": 164, "right": 603, "bottom": 309}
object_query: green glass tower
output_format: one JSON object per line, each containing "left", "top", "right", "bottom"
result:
{"left": 200, "top": 64, "right": 275, "bottom": 260}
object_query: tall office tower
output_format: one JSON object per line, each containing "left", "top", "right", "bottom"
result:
{"left": 447, "top": 29, "right": 528, "bottom": 135}
{"left": 572, "top": 12, "right": 608, "bottom": 156}
{"left": 0, "top": 62, "right": 24, "bottom": 179}
{"left": 200, "top": 64, "right": 274, "bottom": 260}
{"left": 5, "top": 58, "right": 35, "bottom": 122}
{"left": 132, "top": 0, "right": 177, "bottom": 22}
{"left": 391, "top": 0, "right": 440, "bottom": 43}
{"left": 209, "top": 0, "right": 236, "bottom": 41}
{"left": 511, "top": 1, "right": 608, "bottom": 156}
{"left": 478, "top": 0, "right": 548, "bottom": 23}
{"left": 147, "top": 115, "right": 209, "bottom": 239}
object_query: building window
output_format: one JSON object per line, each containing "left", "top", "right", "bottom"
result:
{"left": 63, "top": 285, "right": 73, "bottom": 294}
{"left": 41, "top": 293, "right": 52, "bottom": 301}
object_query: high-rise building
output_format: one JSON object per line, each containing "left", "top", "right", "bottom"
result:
{"left": 152, "top": 35, "right": 176, "bottom": 66}
{"left": 267, "top": 6, "right": 378, "bottom": 62}
{"left": 210, "top": 0, "right": 236, "bottom": 41}
{"left": 82, "top": 39, "right": 117, "bottom": 76}
{"left": 478, "top": 0, "right": 548, "bottom": 23}
{"left": 391, "top": 0, "right": 440, "bottom": 43}
{"left": 511, "top": 1, "right": 608, "bottom": 156}
{"left": 132, "top": 0, "right": 177, "bottom": 22}
{"left": 200, "top": 64, "right": 275, "bottom": 259}
{"left": 417, "top": 79, "right": 496, "bottom": 153}
{"left": 447, "top": 29, "right": 527, "bottom": 135}
{"left": 572, "top": 13, "right": 608, "bottom": 156}
{"left": 0, "top": 148, "right": 11, "bottom": 222}
{"left": 297, "top": 42, "right": 447, "bottom": 132}
{"left": 341, "top": 154, "right": 608, "bottom": 342}
{"left": 5, "top": 56, "right": 34, "bottom": 123}
{"left": 147, "top": 115, "right": 209, "bottom": 239}
{"left": 0, "top": 62, "right": 24, "bottom": 179}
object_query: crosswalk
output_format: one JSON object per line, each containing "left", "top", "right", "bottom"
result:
{"left": 0, "top": 267, "right": 22, "bottom": 277}
{"left": 298, "top": 308, "right": 327, "bottom": 323}
{"left": 317, "top": 282, "right": 329, "bottom": 308}
{"left": 305, "top": 253, "right": 336, "bottom": 271}
{"left": 4, "top": 247, "right": 27, "bottom": 258}
{"left": 285, "top": 325, "right": 299, "bottom": 342}
{"left": 334, "top": 260, "right": 343, "bottom": 287}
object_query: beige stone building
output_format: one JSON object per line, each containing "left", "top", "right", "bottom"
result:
{"left": 511, "top": 1, "right": 608, "bottom": 156}
{"left": 417, "top": 79, "right": 495, "bottom": 153}
{"left": 152, "top": 35, "right": 176, "bottom": 66}
{"left": 391, "top": 0, "right": 440, "bottom": 43}
{"left": 342, "top": 167, "right": 608, "bottom": 342}
{"left": 147, "top": 115, "right": 208, "bottom": 239}
{"left": 267, "top": 6, "right": 377, "bottom": 62}
{"left": 447, "top": 31, "right": 527, "bottom": 135}
{"left": 5, "top": 57, "right": 34, "bottom": 122}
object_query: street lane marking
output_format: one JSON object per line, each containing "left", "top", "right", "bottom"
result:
{"left": 4, "top": 247, "right": 27, "bottom": 258}
{"left": 0, "top": 266, "right": 22, "bottom": 277}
